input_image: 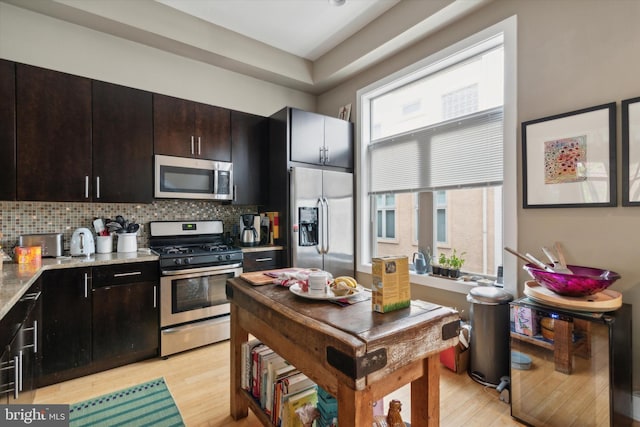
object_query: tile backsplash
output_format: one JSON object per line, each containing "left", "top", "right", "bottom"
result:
{"left": 0, "top": 200, "right": 257, "bottom": 255}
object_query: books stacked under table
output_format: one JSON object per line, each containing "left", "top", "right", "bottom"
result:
{"left": 241, "top": 339, "right": 318, "bottom": 427}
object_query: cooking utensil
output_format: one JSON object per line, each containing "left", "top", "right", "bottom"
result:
{"left": 504, "top": 247, "right": 533, "bottom": 264}
{"left": 554, "top": 241, "right": 569, "bottom": 268}
{"left": 93, "top": 218, "right": 105, "bottom": 235}
{"left": 127, "top": 223, "right": 140, "bottom": 233}
{"left": 541, "top": 246, "right": 573, "bottom": 274}
{"left": 525, "top": 252, "right": 556, "bottom": 272}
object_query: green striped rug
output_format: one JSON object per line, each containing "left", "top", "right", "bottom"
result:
{"left": 69, "top": 377, "right": 185, "bottom": 427}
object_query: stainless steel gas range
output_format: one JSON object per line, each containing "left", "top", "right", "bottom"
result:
{"left": 149, "top": 220, "right": 242, "bottom": 357}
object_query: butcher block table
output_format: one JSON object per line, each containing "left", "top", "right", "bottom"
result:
{"left": 226, "top": 276, "right": 460, "bottom": 427}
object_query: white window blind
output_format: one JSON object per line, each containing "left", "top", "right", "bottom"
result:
{"left": 368, "top": 107, "right": 503, "bottom": 194}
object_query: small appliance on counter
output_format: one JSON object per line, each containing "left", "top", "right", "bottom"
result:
{"left": 239, "top": 213, "right": 260, "bottom": 246}
{"left": 18, "top": 233, "right": 64, "bottom": 257}
{"left": 70, "top": 227, "right": 95, "bottom": 256}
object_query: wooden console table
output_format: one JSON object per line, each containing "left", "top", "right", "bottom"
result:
{"left": 226, "top": 277, "right": 460, "bottom": 427}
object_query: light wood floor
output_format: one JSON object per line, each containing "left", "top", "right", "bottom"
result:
{"left": 34, "top": 341, "right": 523, "bottom": 426}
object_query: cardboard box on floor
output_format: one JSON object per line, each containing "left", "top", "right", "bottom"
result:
{"left": 440, "top": 325, "right": 469, "bottom": 374}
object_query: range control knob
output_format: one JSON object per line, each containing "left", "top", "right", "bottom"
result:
{"left": 184, "top": 257, "right": 191, "bottom": 265}
{"left": 217, "top": 255, "right": 223, "bottom": 261}
{"left": 174, "top": 258, "right": 183, "bottom": 265}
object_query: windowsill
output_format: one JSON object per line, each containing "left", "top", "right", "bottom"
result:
{"left": 358, "top": 264, "right": 490, "bottom": 295}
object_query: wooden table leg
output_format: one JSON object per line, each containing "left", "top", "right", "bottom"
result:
{"left": 411, "top": 354, "right": 440, "bottom": 427}
{"left": 230, "top": 304, "right": 249, "bottom": 420}
{"left": 337, "top": 382, "right": 374, "bottom": 427}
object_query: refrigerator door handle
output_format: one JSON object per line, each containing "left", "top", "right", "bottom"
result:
{"left": 316, "top": 197, "right": 324, "bottom": 254}
{"left": 322, "top": 196, "right": 330, "bottom": 254}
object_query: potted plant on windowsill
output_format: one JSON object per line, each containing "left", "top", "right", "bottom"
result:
{"left": 438, "top": 253, "right": 450, "bottom": 277}
{"left": 448, "top": 249, "right": 466, "bottom": 279}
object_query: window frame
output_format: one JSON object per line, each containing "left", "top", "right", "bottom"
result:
{"left": 355, "top": 16, "right": 518, "bottom": 296}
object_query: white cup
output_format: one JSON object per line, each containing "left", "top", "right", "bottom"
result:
{"left": 96, "top": 235, "right": 113, "bottom": 254}
{"left": 308, "top": 271, "right": 328, "bottom": 294}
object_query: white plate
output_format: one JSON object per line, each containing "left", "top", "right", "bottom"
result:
{"left": 289, "top": 283, "right": 363, "bottom": 300}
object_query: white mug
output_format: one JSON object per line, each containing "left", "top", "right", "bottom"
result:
{"left": 308, "top": 271, "right": 328, "bottom": 294}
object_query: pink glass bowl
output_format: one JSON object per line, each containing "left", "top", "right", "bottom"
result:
{"left": 524, "top": 264, "right": 620, "bottom": 297}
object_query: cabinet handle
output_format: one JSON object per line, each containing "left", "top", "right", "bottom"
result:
{"left": 233, "top": 185, "right": 237, "bottom": 202}
{"left": 324, "top": 147, "right": 330, "bottom": 163}
{"left": 319, "top": 146, "right": 324, "bottom": 163}
{"left": 22, "top": 320, "right": 38, "bottom": 354}
{"left": 19, "top": 291, "right": 41, "bottom": 302}
{"left": 85, "top": 176, "right": 89, "bottom": 199}
{"left": 198, "top": 136, "right": 202, "bottom": 155}
{"left": 153, "top": 285, "right": 157, "bottom": 308}
{"left": 0, "top": 358, "right": 15, "bottom": 397}
{"left": 113, "top": 271, "right": 142, "bottom": 278}
{"left": 84, "top": 273, "right": 89, "bottom": 298}
{"left": 18, "top": 351, "right": 23, "bottom": 393}
{"left": 191, "top": 136, "right": 195, "bottom": 155}
{"left": 254, "top": 257, "right": 273, "bottom": 262}
{"left": 96, "top": 176, "right": 101, "bottom": 199}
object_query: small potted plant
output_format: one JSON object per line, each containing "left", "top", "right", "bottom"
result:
{"left": 448, "top": 249, "right": 466, "bottom": 279}
{"left": 438, "top": 253, "right": 450, "bottom": 277}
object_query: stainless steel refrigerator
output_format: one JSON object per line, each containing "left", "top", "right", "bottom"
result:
{"left": 290, "top": 166, "right": 354, "bottom": 278}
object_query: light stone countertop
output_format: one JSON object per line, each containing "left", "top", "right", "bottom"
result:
{"left": 0, "top": 251, "right": 159, "bottom": 321}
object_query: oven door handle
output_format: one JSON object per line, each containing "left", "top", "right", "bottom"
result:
{"left": 161, "top": 263, "right": 243, "bottom": 276}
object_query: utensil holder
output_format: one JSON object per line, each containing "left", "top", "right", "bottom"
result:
{"left": 117, "top": 233, "right": 137, "bottom": 253}
{"left": 96, "top": 235, "right": 113, "bottom": 254}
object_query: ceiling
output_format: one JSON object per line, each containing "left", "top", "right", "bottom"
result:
{"left": 156, "top": 0, "right": 402, "bottom": 61}
{"left": 2, "top": 0, "right": 492, "bottom": 94}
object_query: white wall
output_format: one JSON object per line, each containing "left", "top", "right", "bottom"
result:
{"left": 0, "top": 2, "right": 315, "bottom": 117}
{"left": 318, "top": 0, "right": 640, "bottom": 394}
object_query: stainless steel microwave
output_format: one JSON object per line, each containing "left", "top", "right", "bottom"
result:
{"left": 154, "top": 154, "right": 233, "bottom": 200}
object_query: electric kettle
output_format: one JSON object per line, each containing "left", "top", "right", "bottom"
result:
{"left": 70, "top": 227, "right": 95, "bottom": 256}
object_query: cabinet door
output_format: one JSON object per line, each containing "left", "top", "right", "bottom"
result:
{"left": 92, "top": 281, "right": 158, "bottom": 362}
{"left": 290, "top": 108, "right": 324, "bottom": 166}
{"left": 16, "top": 64, "right": 92, "bottom": 201}
{"left": 324, "top": 116, "right": 353, "bottom": 169}
{"left": 231, "top": 111, "right": 268, "bottom": 205}
{"left": 0, "top": 59, "right": 16, "bottom": 200}
{"left": 196, "top": 103, "right": 231, "bottom": 161}
{"left": 93, "top": 81, "right": 153, "bottom": 203}
{"left": 153, "top": 94, "right": 195, "bottom": 158}
{"left": 40, "top": 268, "right": 91, "bottom": 386}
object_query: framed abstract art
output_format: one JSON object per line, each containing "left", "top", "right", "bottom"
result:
{"left": 522, "top": 102, "right": 616, "bottom": 208}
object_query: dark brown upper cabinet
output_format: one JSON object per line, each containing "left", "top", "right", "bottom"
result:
{"left": 153, "top": 94, "right": 231, "bottom": 162}
{"left": 92, "top": 81, "right": 153, "bottom": 203}
{"left": 231, "top": 111, "right": 268, "bottom": 205}
{"left": 0, "top": 59, "right": 16, "bottom": 200}
{"left": 290, "top": 108, "right": 353, "bottom": 169}
{"left": 16, "top": 64, "right": 92, "bottom": 202}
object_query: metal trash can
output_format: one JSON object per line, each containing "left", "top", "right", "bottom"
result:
{"left": 466, "top": 286, "right": 513, "bottom": 386}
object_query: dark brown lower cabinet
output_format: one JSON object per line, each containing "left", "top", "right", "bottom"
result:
{"left": 39, "top": 262, "right": 159, "bottom": 387}
{"left": 92, "top": 278, "right": 158, "bottom": 368}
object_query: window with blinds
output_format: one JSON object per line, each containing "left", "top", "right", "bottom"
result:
{"left": 361, "top": 35, "right": 506, "bottom": 276}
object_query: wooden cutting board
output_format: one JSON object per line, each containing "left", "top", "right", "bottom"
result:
{"left": 239, "top": 268, "right": 304, "bottom": 286}
{"left": 523, "top": 281, "right": 622, "bottom": 312}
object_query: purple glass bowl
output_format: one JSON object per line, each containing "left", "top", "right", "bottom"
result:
{"left": 523, "top": 264, "right": 620, "bottom": 297}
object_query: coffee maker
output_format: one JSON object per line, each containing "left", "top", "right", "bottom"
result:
{"left": 239, "top": 214, "right": 260, "bottom": 246}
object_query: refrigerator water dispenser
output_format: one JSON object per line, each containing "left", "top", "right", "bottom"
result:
{"left": 298, "top": 207, "right": 318, "bottom": 246}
